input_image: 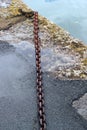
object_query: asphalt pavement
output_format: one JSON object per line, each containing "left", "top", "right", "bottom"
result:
{"left": 0, "top": 40, "right": 87, "bottom": 130}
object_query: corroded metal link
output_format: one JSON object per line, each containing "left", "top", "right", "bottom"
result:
{"left": 35, "top": 49, "right": 40, "bottom": 53}
{"left": 33, "top": 30, "right": 39, "bottom": 34}
{"left": 34, "top": 11, "right": 47, "bottom": 130}
{"left": 35, "top": 48, "right": 40, "bottom": 52}
{"left": 35, "top": 42, "right": 40, "bottom": 47}
{"left": 36, "top": 53, "right": 41, "bottom": 58}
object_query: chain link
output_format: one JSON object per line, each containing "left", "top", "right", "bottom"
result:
{"left": 33, "top": 11, "right": 47, "bottom": 130}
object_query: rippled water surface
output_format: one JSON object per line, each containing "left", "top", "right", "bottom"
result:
{"left": 23, "top": 0, "right": 87, "bottom": 44}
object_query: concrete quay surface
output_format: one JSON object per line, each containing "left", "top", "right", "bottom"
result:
{"left": 0, "top": 41, "right": 87, "bottom": 130}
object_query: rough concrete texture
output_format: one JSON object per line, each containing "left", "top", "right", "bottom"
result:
{"left": 0, "top": 41, "right": 87, "bottom": 130}
{"left": 73, "top": 93, "right": 87, "bottom": 121}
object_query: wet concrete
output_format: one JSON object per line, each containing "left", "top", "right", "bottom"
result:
{"left": 0, "top": 40, "right": 87, "bottom": 130}
{"left": 0, "top": 41, "right": 38, "bottom": 130}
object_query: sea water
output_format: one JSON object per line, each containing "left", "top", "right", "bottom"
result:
{"left": 23, "top": 0, "right": 87, "bottom": 45}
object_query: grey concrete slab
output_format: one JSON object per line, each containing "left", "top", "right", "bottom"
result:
{"left": 0, "top": 40, "right": 87, "bottom": 130}
{"left": 43, "top": 74, "right": 87, "bottom": 130}
{"left": 0, "top": 41, "right": 39, "bottom": 130}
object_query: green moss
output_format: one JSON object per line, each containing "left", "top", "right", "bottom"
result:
{"left": 0, "top": 0, "right": 30, "bottom": 18}
{"left": 82, "top": 58, "right": 87, "bottom": 66}
{"left": 0, "top": 16, "right": 26, "bottom": 31}
{"left": 80, "top": 73, "right": 87, "bottom": 78}
{"left": 70, "top": 41, "right": 87, "bottom": 57}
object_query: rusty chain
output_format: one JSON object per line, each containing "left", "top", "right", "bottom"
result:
{"left": 33, "top": 12, "right": 47, "bottom": 130}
